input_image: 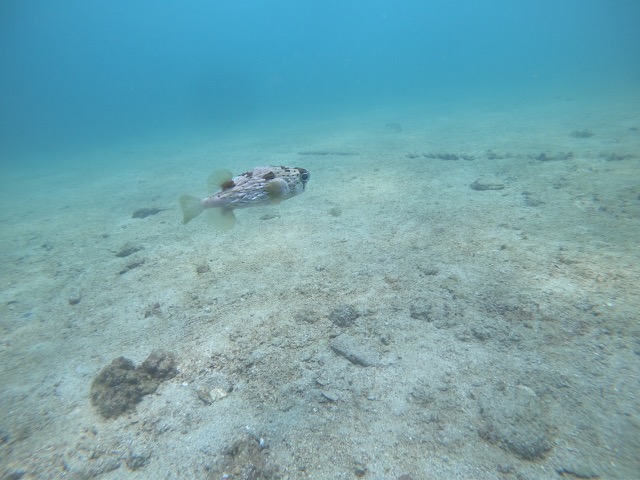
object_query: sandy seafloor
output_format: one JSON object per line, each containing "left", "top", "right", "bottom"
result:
{"left": 1, "top": 93, "right": 639, "bottom": 480}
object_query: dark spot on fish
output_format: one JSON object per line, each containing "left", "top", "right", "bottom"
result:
{"left": 221, "top": 180, "right": 235, "bottom": 190}
{"left": 263, "top": 171, "right": 276, "bottom": 180}
{"left": 242, "top": 171, "right": 253, "bottom": 178}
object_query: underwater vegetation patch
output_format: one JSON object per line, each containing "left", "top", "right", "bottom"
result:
{"left": 603, "top": 152, "right": 636, "bottom": 161}
{"left": 298, "top": 150, "right": 358, "bottom": 156}
{"left": 570, "top": 129, "right": 594, "bottom": 138}
{"left": 485, "top": 150, "right": 515, "bottom": 160}
{"left": 90, "top": 351, "right": 177, "bottom": 419}
{"left": 422, "top": 152, "right": 475, "bottom": 161}
{"left": 529, "top": 152, "right": 573, "bottom": 162}
{"left": 207, "top": 436, "right": 277, "bottom": 480}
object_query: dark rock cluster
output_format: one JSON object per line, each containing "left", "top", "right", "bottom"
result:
{"left": 90, "top": 350, "right": 177, "bottom": 419}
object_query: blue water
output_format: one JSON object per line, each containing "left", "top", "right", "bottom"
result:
{"left": 2, "top": 3, "right": 640, "bottom": 478}
{"left": 1, "top": 0, "right": 639, "bottom": 162}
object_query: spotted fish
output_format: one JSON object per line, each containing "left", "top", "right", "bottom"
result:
{"left": 179, "top": 165, "right": 310, "bottom": 229}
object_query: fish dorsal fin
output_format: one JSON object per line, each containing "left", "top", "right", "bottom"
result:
{"left": 207, "top": 169, "right": 234, "bottom": 193}
{"left": 265, "top": 178, "right": 290, "bottom": 204}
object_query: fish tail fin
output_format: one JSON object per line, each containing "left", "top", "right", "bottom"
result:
{"left": 179, "top": 195, "right": 205, "bottom": 224}
{"left": 206, "top": 207, "right": 236, "bottom": 231}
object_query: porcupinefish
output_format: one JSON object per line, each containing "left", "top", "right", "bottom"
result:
{"left": 179, "top": 165, "right": 310, "bottom": 229}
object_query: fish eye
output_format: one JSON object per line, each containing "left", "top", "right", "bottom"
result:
{"left": 299, "top": 170, "right": 310, "bottom": 182}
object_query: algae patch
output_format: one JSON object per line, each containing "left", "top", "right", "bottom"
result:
{"left": 90, "top": 351, "right": 177, "bottom": 419}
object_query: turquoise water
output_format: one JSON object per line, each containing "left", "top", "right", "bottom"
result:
{"left": 2, "top": 0, "right": 639, "bottom": 162}
{"left": 1, "top": 2, "right": 639, "bottom": 479}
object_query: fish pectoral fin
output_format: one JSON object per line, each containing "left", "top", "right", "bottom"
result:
{"left": 206, "top": 208, "right": 236, "bottom": 231}
{"left": 265, "top": 178, "right": 290, "bottom": 204}
{"left": 207, "top": 169, "right": 234, "bottom": 193}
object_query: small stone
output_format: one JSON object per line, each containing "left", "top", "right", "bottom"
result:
{"left": 119, "top": 259, "right": 145, "bottom": 274}
{"left": 410, "top": 302, "right": 432, "bottom": 322}
{"left": 68, "top": 291, "right": 82, "bottom": 305}
{"left": 530, "top": 151, "right": 573, "bottom": 162}
{"left": 329, "top": 206, "right": 342, "bottom": 217}
{"left": 478, "top": 385, "right": 552, "bottom": 460}
{"left": 570, "top": 129, "right": 594, "bottom": 138}
{"left": 196, "top": 263, "right": 210, "bottom": 274}
{"left": 144, "top": 302, "right": 161, "bottom": 318}
{"left": 140, "top": 350, "right": 178, "bottom": 379}
{"left": 125, "top": 453, "right": 149, "bottom": 470}
{"left": 193, "top": 372, "right": 232, "bottom": 405}
{"left": 354, "top": 463, "right": 367, "bottom": 476}
{"left": 132, "top": 207, "right": 162, "bottom": 219}
{"left": 410, "top": 380, "right": 435, "bottom": 405}
{"left": 320, "top": 390, "right": 340, "bottom": 402}
{"left": 424, "top": 152, "right": 474, "bottom": 161}
{"left": 195, "top": 388, "right": 213, "bottom": 405}
{"left": 470, "top": 177, "right": 505, "bottom": 191}
{"left": 496, "top": 464, "right": 514, "bottom": 474}
{"left": 330, "top": 335, "right": 380, "bottom": 367}
{"left": 556, "top": 466, "right": 600, "bottom": 479}
{"left": 115, "top": 244, "right": 143, "bottom": 258}
{"left": 208, "top": 437, "right": 275, "bottom": 479}
{"left": 3, "top": 470, "right": 27, "bottom": 480}
{"left": 209, "top": 387, "right": 229, "bottom": 401}
{"left": 419, "top": 266, "right": 439, "bottom": 276}
{"left": 295, "top": 310, "right": 320, "bottom": 324}
{"left": 329, "top": 304, "right": 359, "bottom": 327}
